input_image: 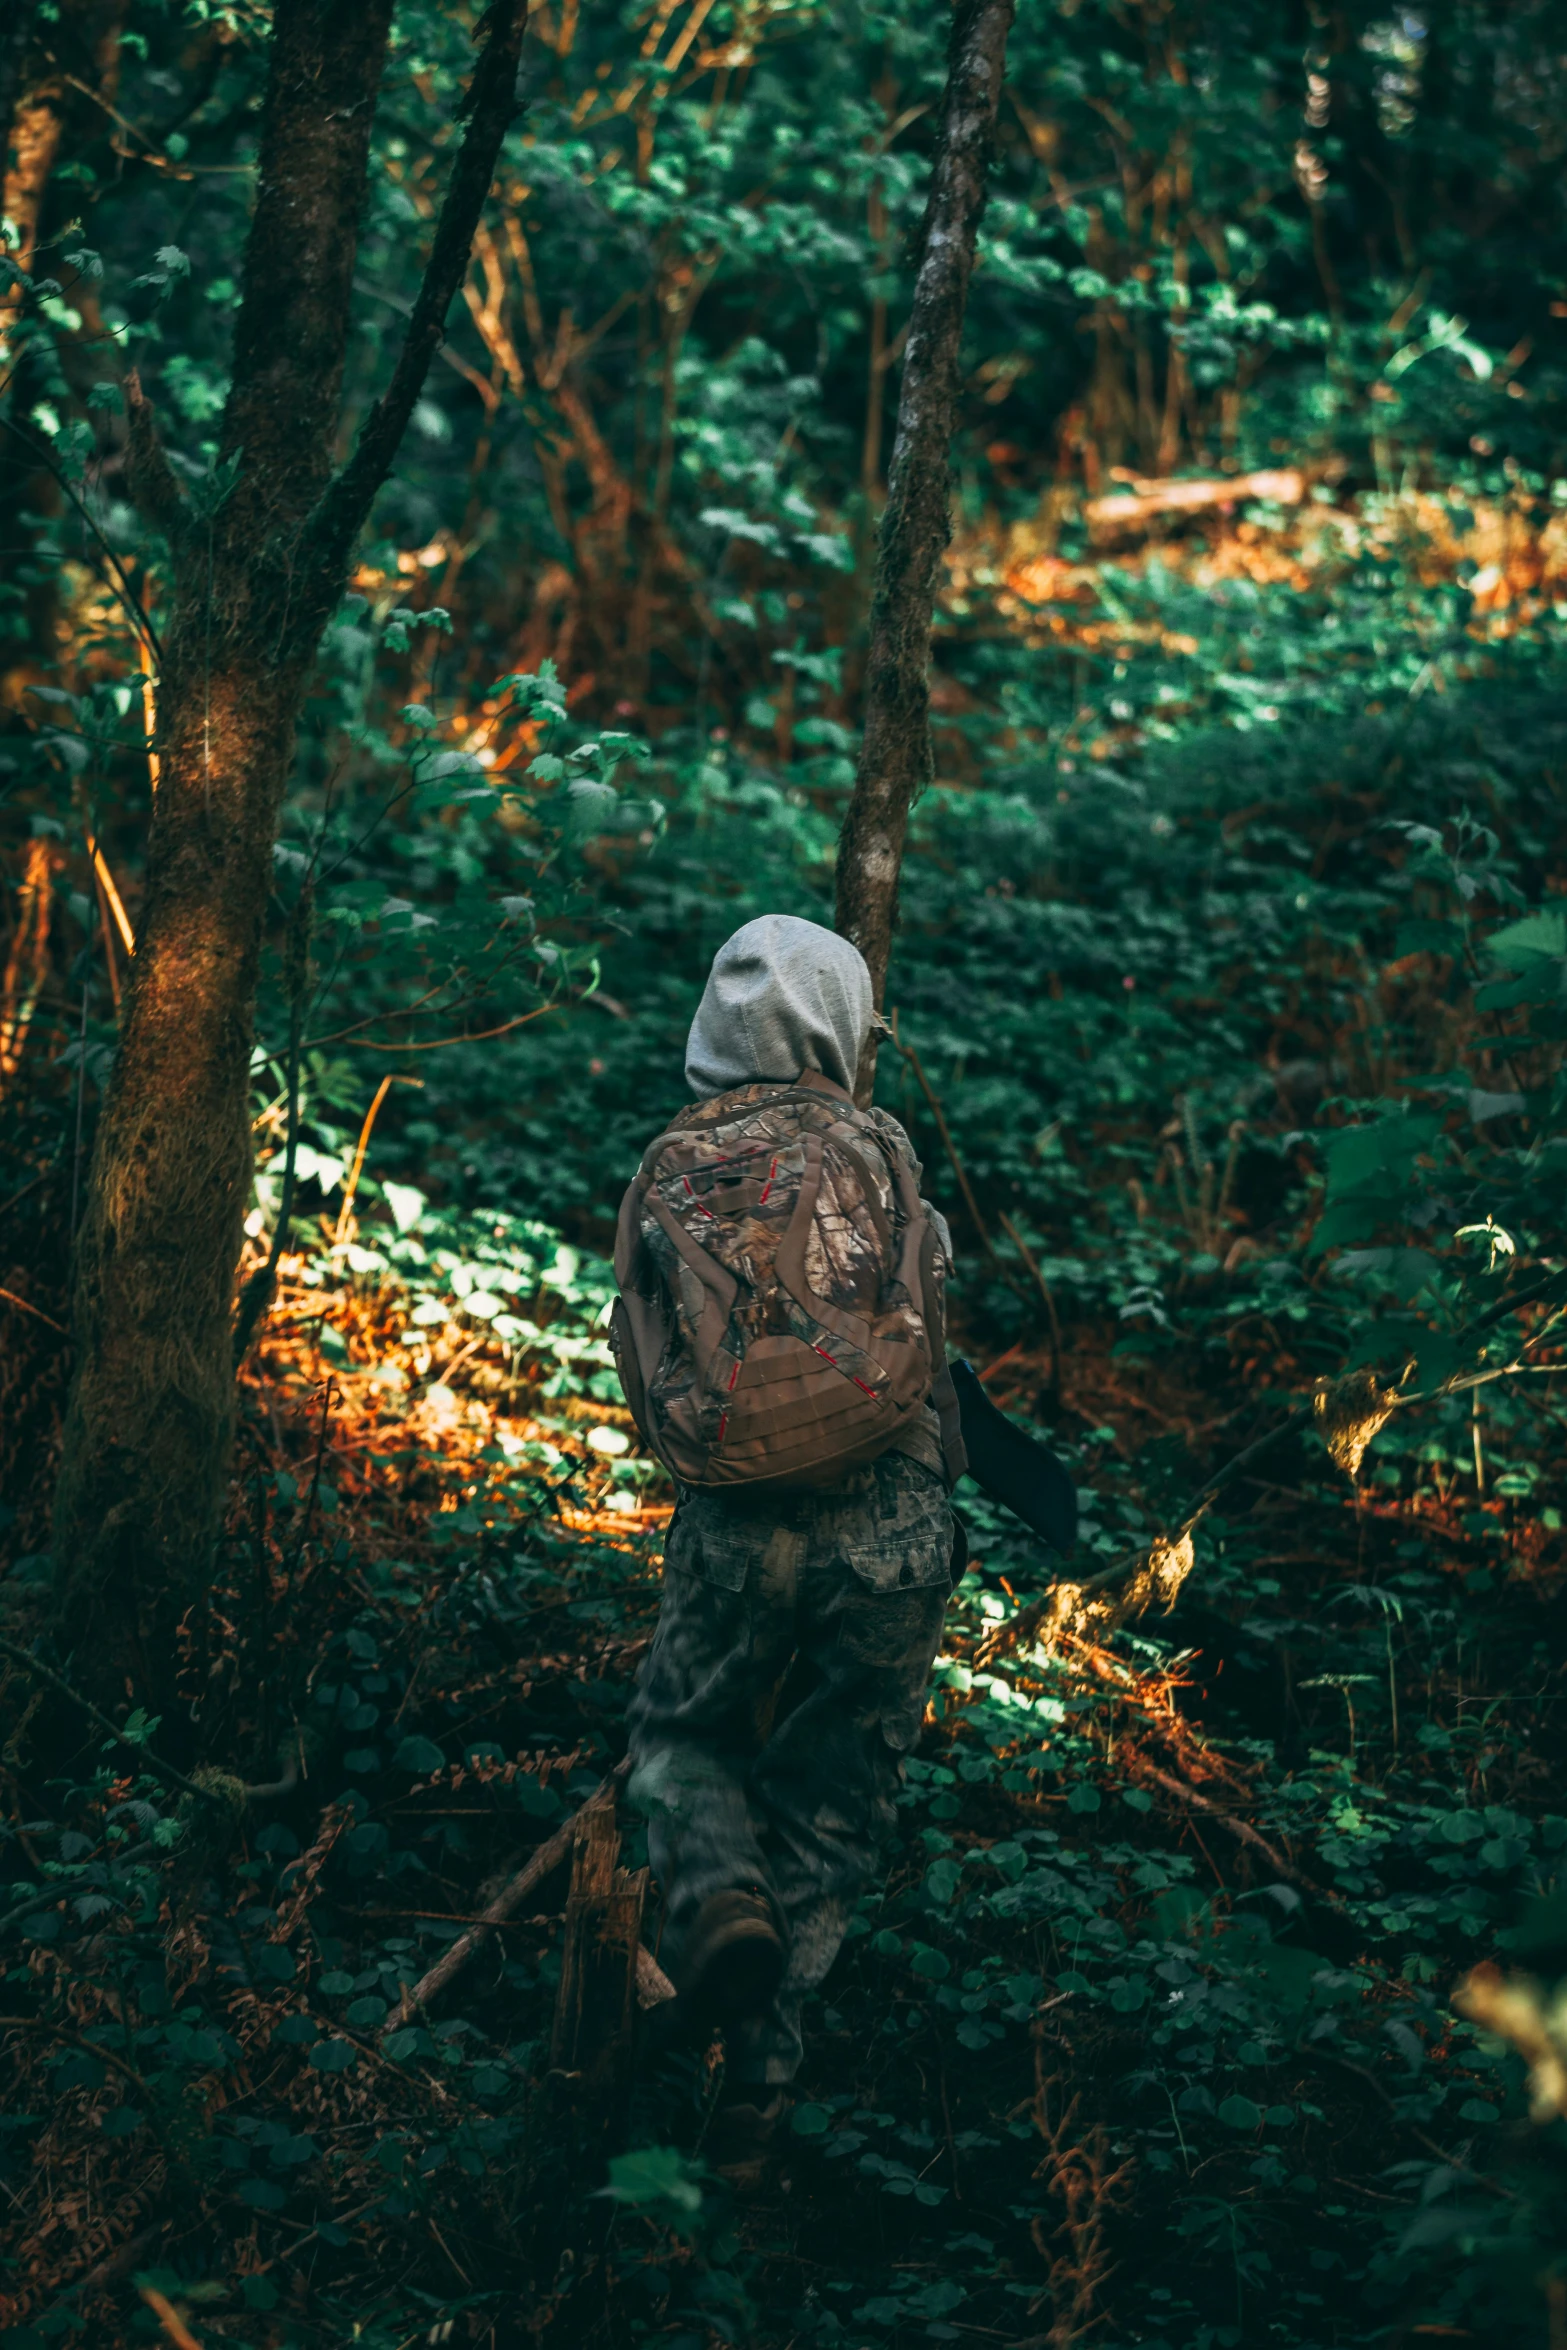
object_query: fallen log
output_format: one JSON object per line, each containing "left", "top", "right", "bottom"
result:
{"left": 1085, "top": 467, "right": 1305, "bottom": 526}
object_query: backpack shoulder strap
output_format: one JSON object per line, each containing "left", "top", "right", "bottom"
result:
{"left": 792, "top": 1065, "right": 854, "bottom": 1106}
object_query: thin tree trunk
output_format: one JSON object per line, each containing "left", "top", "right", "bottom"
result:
{"left": 833, "top": 0, "right": 1013, "bottom": 1100}
{"left": 52, "top": 0, "right": 528, "bottom": 1702}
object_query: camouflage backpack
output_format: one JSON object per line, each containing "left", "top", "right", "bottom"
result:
{"left": 610, "top": 1069, "right": 965, "bottom": 1491}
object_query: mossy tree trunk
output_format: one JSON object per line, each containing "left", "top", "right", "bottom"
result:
{"left": 51, "top": 0, "right": 528, "bottom": 1704}
{"left": 834, "top": 0, "right": 1014, "bottom": 1101}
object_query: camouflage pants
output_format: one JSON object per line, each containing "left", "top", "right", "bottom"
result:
{"left": 627, "top": 1451, "right": 953, "bottom": 2086}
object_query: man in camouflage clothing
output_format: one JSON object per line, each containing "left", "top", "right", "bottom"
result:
{"left": 625, "top": 915, "right": 957, "bottom": 2173}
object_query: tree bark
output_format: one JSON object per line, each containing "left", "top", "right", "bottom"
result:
{"left": 51, "top": 0, "right": 529, "bottom": 1701}
{"left": 833, "top": 0, "right": 1014, "bottom": 1100}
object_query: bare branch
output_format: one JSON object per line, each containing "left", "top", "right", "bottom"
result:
{"left": 0, "top": 411, "right": 163, "bottom": 659}
{"left": 306, "top": 0, "right": 529, "bottom": 582}
{"left": 977, "top": 1268, "right": 1567, "bottom": 1665}
{"left": 393, "top": 1758, "right": 631, "bottom": 2022}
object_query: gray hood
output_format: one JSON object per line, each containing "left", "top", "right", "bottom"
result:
{"left": 685, "top": 914, "right": 873, "bottom": 1098}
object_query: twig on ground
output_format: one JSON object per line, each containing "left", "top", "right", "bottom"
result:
{"left": 394, "top": 1758, "right": 631, "bottom": 2022}
{"left": 1132, "top": 1763, "right": 1323, "bottom": 1896}
{"left": 0, "top": 2012, "right": 149, "bottom": 2092}
{"left": 1294, "top": 2044, "right": 1521, "bottom": 2192}
{"left": 37, "top": 2225, "right": 167, "bottom": 2327}
{"left": 139, "top": 2284, "right": 203, "bottom": 2349}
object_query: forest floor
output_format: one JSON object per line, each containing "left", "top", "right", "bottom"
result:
{"left": 3, "top": 1199, "right": 1563, "bottom": 2350}
{"left": 5, "top": 498, "right": 1567, "bottom": 2350}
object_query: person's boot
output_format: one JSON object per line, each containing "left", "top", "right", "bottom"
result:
{"left": 705, "top": 2088, "right": 789, "bottom": 2189}
{"left": 676, "top": 1886, "right": 785, "bottom": 2020}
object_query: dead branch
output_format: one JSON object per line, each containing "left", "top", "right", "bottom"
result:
{"left": 1130, "top": 1762, "right": 1323, "bottom": 1896}
{"left": 35, "top": 2224, "right": 168, "bottom": 2332}
{"left": 978, "top": 1267, "right": 1565, "bottom": 1665}
{"left": 395, "top": 1756, "right": 630, "bottom": 2021}
{"left": 308, "top": 0, "right": 530, "bottom": 583}
{"left": 1030, "top": 2045, "right": 1134, "bottom": 2348}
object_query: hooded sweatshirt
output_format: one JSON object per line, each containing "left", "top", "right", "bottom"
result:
{"left": 681, "top": 913, "right": 950, "bottom": 1483}
{"left": 685, "top": 913, "right": 872, "bottom": 1100}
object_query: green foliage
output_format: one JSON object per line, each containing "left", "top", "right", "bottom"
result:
{"left": 599, "top": 2144, "right": 706, "bottom": 2233}
{"left": 6, "top": 0, "right": 1567, "bottom": 2341}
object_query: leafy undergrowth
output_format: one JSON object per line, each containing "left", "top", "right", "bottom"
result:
{"left": 8, "top": 682, "right": 1567, "bottom": 2344}
{"left": 3, "top": 1195, "right": 1567, "bottom": 2349}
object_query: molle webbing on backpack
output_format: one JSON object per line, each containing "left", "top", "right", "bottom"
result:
{"left": 610, "top": 1071, "right": 963, "bottom": 1492}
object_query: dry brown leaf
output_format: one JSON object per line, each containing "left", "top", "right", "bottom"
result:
{"left": 1131, "top": 1528, "right": 1196, "bottom": 1613}
{"left": 1031, "top": 1527, "right": 1196, "bottom": 1656}
{"left": 1313, "top": 1369, "right": 1399, "bottom": 1479}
